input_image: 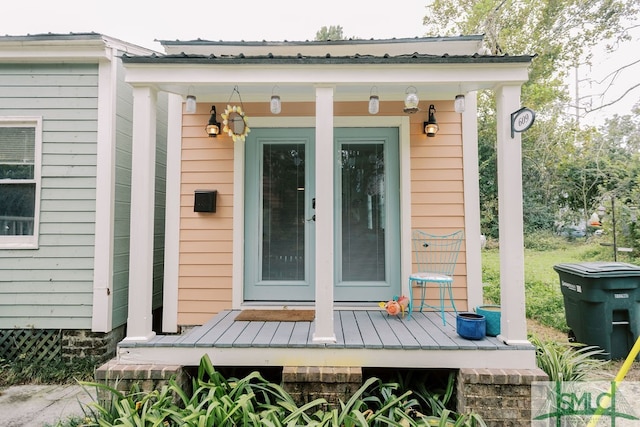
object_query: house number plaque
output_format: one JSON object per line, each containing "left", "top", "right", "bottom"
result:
{"left": 510, "top": 107, "right": 536, "bottom": 138}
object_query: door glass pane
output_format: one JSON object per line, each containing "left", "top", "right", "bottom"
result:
{"left": 262, "top": 144, "right": 306, "bottom": 280}
{"left": 341, "top": 143, "right": 385, "bottom": 281}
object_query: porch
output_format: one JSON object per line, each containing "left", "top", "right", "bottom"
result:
{"left": 117, "top": 309, "right": 536, "bottom": 369}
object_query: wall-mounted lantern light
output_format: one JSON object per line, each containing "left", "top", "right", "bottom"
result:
{"left": 423, "top": 104, "right": 439, "bottom": 137}
{"left": 205, "top": 106, "right": 221, "bottom": 137}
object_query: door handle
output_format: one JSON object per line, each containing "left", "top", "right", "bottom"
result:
{"left": 306, "top": 197, "right": 316, "bottom": 221}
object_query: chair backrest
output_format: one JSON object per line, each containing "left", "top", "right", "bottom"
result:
{"left": 411, "top": 230, "right": 464, "bottom": 277}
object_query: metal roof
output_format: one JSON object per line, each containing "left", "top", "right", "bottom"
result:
{"left": 158, "top": 35, "right": 485, "bottom": 47}
{"left": 119, "top": 36, "right": 534, "bottom": 103}
{"left": 122, "top": 52, "right": 533, "bottom": 65}
{"left": 156, "top": 35, "right": 504, "bottom": 58}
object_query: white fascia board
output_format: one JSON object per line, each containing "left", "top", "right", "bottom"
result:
{"left": 124, "top": 63, "right": 531, "bottom": 87}
{"left": 0, "top": 37, "right": 155, "bottom": 62}
{"left": 0, "top": 38, "right": 110, "bottom": 62}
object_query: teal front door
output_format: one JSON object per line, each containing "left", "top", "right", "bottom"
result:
{"left": 244, "top": 127, "right": 400, "bottom": 302}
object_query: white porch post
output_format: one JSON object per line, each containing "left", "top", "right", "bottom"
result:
{"left": 123, "top": 86, "right": 157, "bottom": 342}
{"left": 495, "top": 85, "right": 528, "bottom": 345}
{"left": 313, "top": 86, "right": 337, "bottom": 343}
{"left": 462, "top": 92, "right": 483, "bottom": 310}
{"left": 162, "top": 93, "right": 183, "bottom": 333}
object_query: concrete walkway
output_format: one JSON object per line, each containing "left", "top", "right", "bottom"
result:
{"left": 0, "top": 384, "right": 96, "bottom": 427}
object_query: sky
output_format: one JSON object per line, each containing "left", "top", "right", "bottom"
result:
{"left": 1, "top": 0, "right": 429, "bottom": 49}
{"left": 570, "top": 23, "right": 640, "bottom": 125}
{"left": 2, "top": 0, "right": 639, "bottom": 124}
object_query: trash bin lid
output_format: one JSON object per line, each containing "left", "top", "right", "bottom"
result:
{"left": 553, "top": 262, "right": 640, "bottom": 277}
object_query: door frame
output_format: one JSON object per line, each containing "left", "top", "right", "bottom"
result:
{"left": 243, "top": 128, "right": 316, "bottom": 301}
{"left": 232, "top": 116, "right": 412, "bottom": 308}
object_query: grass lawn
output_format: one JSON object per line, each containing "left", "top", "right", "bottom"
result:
{"left": 481, "top": 235, "right": 626, "bottom": 332}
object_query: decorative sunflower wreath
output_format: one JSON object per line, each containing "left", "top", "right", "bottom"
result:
{"left": 221, "top": 105, "right": 250, "bottom": 142}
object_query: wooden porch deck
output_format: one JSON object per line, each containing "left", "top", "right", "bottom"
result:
{"left": 117, "top": 310, "right": 537, "bottom": 369}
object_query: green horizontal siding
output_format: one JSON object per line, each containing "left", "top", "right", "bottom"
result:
{"left": 111, "top": 60, "right": 133, "bottom": 328}
{"left": 152, "top": 92, "right": 167, "bottom": 314}
{"left": 0, "top": 62, "right": 98, "bottom": 330}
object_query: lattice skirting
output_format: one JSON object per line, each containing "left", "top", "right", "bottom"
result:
{"left": 0, "top": 329, "right": 62, "bottom": 364}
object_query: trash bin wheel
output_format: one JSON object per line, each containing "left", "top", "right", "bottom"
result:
{"left": 568, "top": 329, "right": 576, "bottom": 343}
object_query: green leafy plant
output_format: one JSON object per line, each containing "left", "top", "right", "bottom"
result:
{"left": 0, "top": 355, "right": 96, "bottom": 386}
{"left": 530, "top": 335, "right": 608, "bottom": 381}
{"left": 74, "top": 355, "right": 485, "bottom": 426}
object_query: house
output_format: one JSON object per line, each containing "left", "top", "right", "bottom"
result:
{"left": 115, "top": 35, "right": 535, "bottom": 364}
{"left": 2, "top": 33, "right": 547, "bottom": 422}
{"left": 0, "top": 33, "right": 166, "bottom": 364}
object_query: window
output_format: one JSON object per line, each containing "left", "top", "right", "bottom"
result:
{"left": 0, "top": 118, "right": 41, "bottom": 248}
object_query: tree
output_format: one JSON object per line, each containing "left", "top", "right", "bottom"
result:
{"left": 422, "top": 0, "right": 640, "bottom": 237}
{"left": 315, "top": 25, "right": 345, "bottom": 41}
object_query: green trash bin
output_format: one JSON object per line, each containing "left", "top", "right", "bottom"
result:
{"left": 554, "top": 262, "right": 640, "bottom": 360}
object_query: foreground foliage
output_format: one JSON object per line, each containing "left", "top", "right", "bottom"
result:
{"left": 73, "top": 355, "right": 485, "bottom": 426}
{"left": 0, "top": 356, "right": 95, "bottom": 387}
{"left": 530, "top": 335, "right": 609, "bottom": 382}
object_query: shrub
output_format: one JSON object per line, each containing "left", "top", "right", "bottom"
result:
{"left": 524, "top": 232, "right": 570, "bottom": 251}
{"left": 530, "top": 335, "right": 608, "bottom": 381}
{"left": 76, "top": 355, "right": 486, "bottom": 426}
{"left": 0, "top": 356, "right": 96, "bottom": 387}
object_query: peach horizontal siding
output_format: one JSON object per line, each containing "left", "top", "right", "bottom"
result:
{"left": 408, "top": 102, "right": 467, "bottom": 311}
{"left": 178, "top": 109, "right": 234, "bottom": 325}
{"left": 178, "top": 101, "right": 467, "bottom": 325}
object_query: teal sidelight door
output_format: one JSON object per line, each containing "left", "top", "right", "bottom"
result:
{"left": 244, "top": 127, "right": 400, "bottom": 302}
{"left": 335, "top": 128, "right": 400, "bottom": 301}
{"left": 245, "top": 128, "right": 316, "bottom": 301}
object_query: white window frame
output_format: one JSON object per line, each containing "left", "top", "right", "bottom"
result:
{"left": 0, "top": 117, "right": 42, "bottom": 249}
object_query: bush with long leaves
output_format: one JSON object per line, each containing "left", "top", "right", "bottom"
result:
{"left": 76, "top": 354, "right": 486, "bottom": 426}
{"left": 530, "top": 335, "right": 609, "bottom": 381}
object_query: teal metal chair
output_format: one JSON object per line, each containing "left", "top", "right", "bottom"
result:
{"left": 408, "top": 230, "right": 464, "bottom": 325}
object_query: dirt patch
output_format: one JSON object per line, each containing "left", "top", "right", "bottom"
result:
{"left": 527, "top": 318, "right": 568, "bottom": 342}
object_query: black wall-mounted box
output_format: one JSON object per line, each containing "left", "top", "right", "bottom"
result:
{"left": 194, "top": 190, "right": 217, "bottom": 213}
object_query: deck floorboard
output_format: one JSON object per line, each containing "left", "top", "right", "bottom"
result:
{"left": 125, "top": 309, "right": 531, "bottom": 352}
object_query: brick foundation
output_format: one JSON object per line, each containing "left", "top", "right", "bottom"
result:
{"left": 95, "top": 360, "right": 190, "bottom": 403}
{"left": 457, "top": 368, "right": 549, "bottom": 426}
{"left": 62, "top": 325, "right": 126, "bottom": 364}
{"left": 282, "top": 366, "right": 362, "bottom": 409}
{"left": 0, "top": 326, "right": 126, "bottom": 366}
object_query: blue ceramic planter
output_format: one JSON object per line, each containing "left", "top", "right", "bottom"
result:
{"left": 456, "top": 312, "right": 486, "bottom": 340}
